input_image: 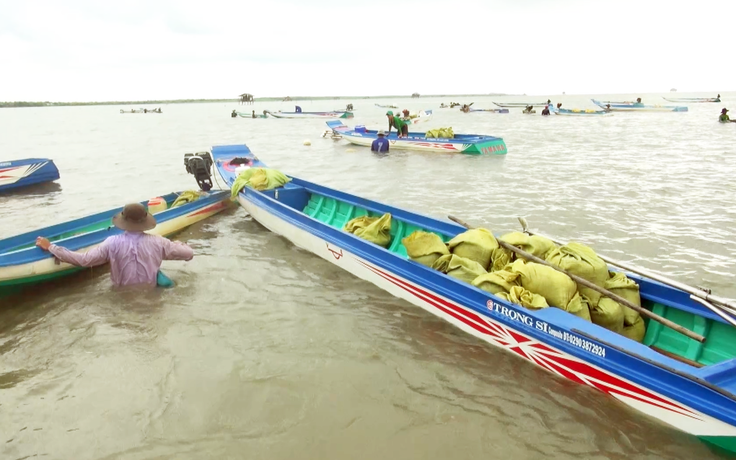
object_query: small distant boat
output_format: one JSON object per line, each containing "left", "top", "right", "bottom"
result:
{"left": 0, "top": 190, "right": 231, "bottom": 295}
{"left": 555, "top": 108, "right": 612, "bottom": 116}
{"left": 591, "top": 99, "right": 688, "bottom": 112}
{"left": 493, "top": 102, "right": 549, "bottom": 108}
{"left": 235, "top": 111, "right": 268, "bottom": 119}
{"left": 267, "top": 110, "right": 353, "bottom": 119}
{"left": 468, "top": 108, "right": 510, "bottom": 114}
{"left": 663, "top": 96, "right": 720, "bottom": 103}
{"left": 375, "top": 103, "right": 398, "bottom": 109}
{"left": 326, "top": 120, "right": 507, "bottom": 155}
{"left": 120, "top": 108, "right": 162, "bottom": 114}
{"left": 0, "top": 158, "right": 60, "bottom": 193}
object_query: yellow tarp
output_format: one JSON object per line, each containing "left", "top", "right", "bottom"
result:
{"left": 172, "top": 190, "right": 202, "bottom": 208}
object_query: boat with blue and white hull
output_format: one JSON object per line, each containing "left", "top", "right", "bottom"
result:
{"left": 468, "top": 108, "right": 510, "bottom": 114}
{"left": 326, "top": 120, "right": 507, "bottom": 155}
{"left": 592, "top": 99, "right": 688, "bottom": 112}
{"left": 213, "top": 143, "right": 736, "bottom": 454}
{"left": 267, "top": 109, "right": 353, "bottom": 119}
{"left": 0, "top": 158, "right": 60, "bottom": 193}
{"left": 555, "top": 108, "right": 612, "bottom": 116}
{"left": 493, "top": 102, "right": 549, "bottom": 108}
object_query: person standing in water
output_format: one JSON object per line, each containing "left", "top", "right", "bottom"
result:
{"left": 36, "top": 203, "right": 194, "bottom": 287}
{"left": 371, "top": 130, "right": 390, "bottom": 153}
{"left": 719, "top": 108, "right": 735, "bottom": 123}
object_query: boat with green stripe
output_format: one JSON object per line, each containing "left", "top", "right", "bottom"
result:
{"left": 213, "top": 142, "right": 736, "bottom": 455}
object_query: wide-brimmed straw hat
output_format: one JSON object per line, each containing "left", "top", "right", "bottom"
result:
{"left": 722, "top": 108, "right": 729, "bottom": 113}
{"left": 112, "top": 203, "right": 157, "bottom": 231}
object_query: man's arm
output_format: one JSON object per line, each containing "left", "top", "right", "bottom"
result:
{"left": 42, "top": 238, "right": 111, "bottom": 267}
{"left": 161, "top": 238, "right": 194, "bottom": 261}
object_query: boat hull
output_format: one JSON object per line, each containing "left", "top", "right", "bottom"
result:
{"left": 268, "top": 111, "right": 354, "bottom": 119}
{"left": 0, "top": 191, "right": 231, "bottom": 294}
{"left": 327, "top": 121, "right": 507, "bottom": 155}
{"left": 556, "top": 109, "right": 612, "bottom": 116}
{"left": 0, "top": 159, "right": 60, "bottom": 193}
{"left": 663, "top": 97, "right": 719, "bottom": 103}
{"left": 493, "top": 102, "right": 549, "bottom": 107}
{"left": 592, "top": 99, "right": 688, "bottom": 112}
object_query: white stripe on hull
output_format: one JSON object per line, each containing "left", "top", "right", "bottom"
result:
{"left": 239, "top": 195, "right": 736, "bottom": 438}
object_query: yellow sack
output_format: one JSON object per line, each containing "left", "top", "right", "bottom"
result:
{"left": 546, "top": 242, "right": 609, "bottom": 305}
{"left": 231, "top": 168, "right": 292, "bottom": 197}
{"left": 590, "top": 296, "right": 625, "bottom": 333}
{"left": 605, "top": 272, "right": 641, "bottom": 325}
{"left": 621, "top": 316, "right": 646, "bottom": 343}
{"left": 508, "top": 259, "right": 577, "bottom": 309}
{"left": 344, "top": 213, "right": 392, "bottom": 248}
{"left": 172, "top": 190, "right": 202, "bottom": 208}
{"left": 402, "top": 231, "right": 450, "bottom": 267}
{"left": 568, "top": 292, "right": 592, "bottom": 321}
{"left": 432, "top": 254, "right": 487, "bottom": 284}
{"left": 490, "top": 247, "right": 512, "bottom": 272}
{"left": 471, "top": 269, "right": 520, "bottom": 295}
{"left": 447, "top": 228, "right": 498, "bottom": 269}
{"left": 498, "top": 286, "right": 549, "bottom": 310}
{"left": 499, "top": 232, "right": 557, "bottom": 260}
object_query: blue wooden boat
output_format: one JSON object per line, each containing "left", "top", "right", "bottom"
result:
{"left": 0, "top": 158, "right": 60, "bottom": 193}
{"left": 556, "top": 108, "right": 612, "bottom": 116}
{"left": 468, "top": 108, "right": 510, "bottom": 114}
{"left": 0, "top": 190, "right": 231, "bottom": 296}
{"left": 326, "top": 120, "right": 507, "bottom": 155}
{"left": 267, "top": 110, "right": 353, "bottom": 119}
{"left": 592, "top": 99, "right": 688, "bottom": 112}
{"left": 213, "top": 143, "right": 736, "bottom": 454}
{"left": 493, "top": 102, "right": 549, "bottom": 108}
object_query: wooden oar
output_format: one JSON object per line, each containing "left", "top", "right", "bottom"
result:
{"left": 517, "top": 217, "right": 736, "bottom": 315}
{"left": 448, "top": 215, "right": 706, "bottom": 343}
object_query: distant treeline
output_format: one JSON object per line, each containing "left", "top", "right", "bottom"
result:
{"left": 1, "top": 94, "right": 509, "bottom": 108}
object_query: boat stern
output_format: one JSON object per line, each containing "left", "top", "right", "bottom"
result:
{"left": 463, "top": 137, "right": 508, "bottom": 155}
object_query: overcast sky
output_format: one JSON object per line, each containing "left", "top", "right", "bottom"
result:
{"left": 0, "top": 0, "right": 729, "bottom": 101}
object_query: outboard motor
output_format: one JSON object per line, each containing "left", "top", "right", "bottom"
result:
{"left": 184, "top": 152, "right": 214, "bottom": 191}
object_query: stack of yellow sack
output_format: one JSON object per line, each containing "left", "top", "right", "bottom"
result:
{"left": 425, "top": 127, "right": 454, "bottom": 139}
{"left": 401, "top": 228, "right": 646, "bottom": 342}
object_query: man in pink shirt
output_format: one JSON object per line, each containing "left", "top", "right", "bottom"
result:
{"left": 35, "top": 203, "right": 194, "bottom": 287}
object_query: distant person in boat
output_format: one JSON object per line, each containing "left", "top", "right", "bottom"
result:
{"left": 716, "top": 94, "right": 721, "bottom": 102}
{"left": 231, "top": 110, "right": 237, "bottom": 118}
{"left": 541, "top": 105, "right": 550, "bottom": 116}
{"left": 35, "top": 203, "right": 194, "bottom": 288}
{"left": 440, "top": 103, "right": 447, "bottom": 108}
{"left": 636, "top": 98, "right": 642, "bottom": 104}
{"left": 719, "top": 108, "right": 735, "bottom": 123}
{"left": 252, "top": 110, "right": 257, "bottom": 118}
{"left": 547, "top": 99, "right": 551, "bottom": 104}
{"left": 604, "top": 104, "right": 612, "bottom": 112}
{"left": 402, "top": 109, "right": 410, "bottom": 118}
{"left": 386, "top": 111, "right": 408, "bottom": 138}
{"left": 371, "top": 130, "right": 390, "bottom": 153}
{"left": 295, "top": 106, "right": 302, "bottom": 113}
{"left": 523, "top": 105, "right": 533, "bottom": 114}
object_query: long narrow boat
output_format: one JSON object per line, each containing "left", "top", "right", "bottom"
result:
{"left": 326, "top": 120, "right": 507, "bottom": 155}
{"left": 213, "top": 143, "right": 736, "bottom": 454}
{"left": 267, "top": 110, "right": 354, "bottom": 119}
{"left": 0, "top": 190, "right": 231, "bottom": 296}
{"left": 493, "top": 102, "right": 549, "bottom": 108}
{"left": 236, "top": 111, "right": 268, "bottom": 119}
{"left": 468, "top": 108, "right": 510, "bottom": 114}
{"left": 0, "top": 158, "right": 60, "bottom": 193}
{"left": 375, "top": 103, "right": 398, "bottom": 109}
{"left": 663, "top": 96, "right": 720, "bottom": 103}
{"left": 555, "top": 108, "right": 612, "bottom": 116}
{"left": 592, "top": 99, "right": 688, "bottom": 112}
